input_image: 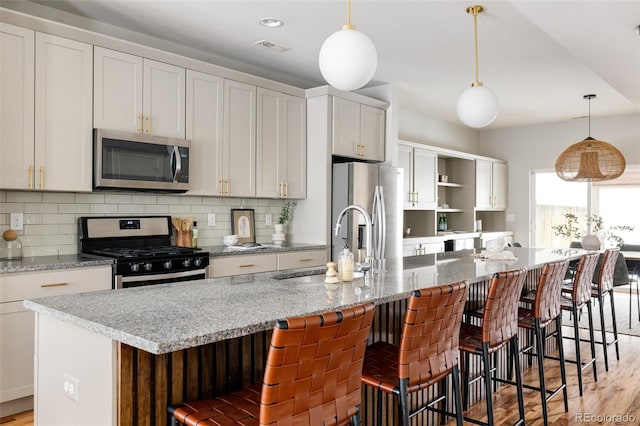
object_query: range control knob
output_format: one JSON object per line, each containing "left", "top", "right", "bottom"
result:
{"left": 130, "top": 263, "right": 140, "bottom": 273}
{"left": 193, "top": 258, "right": 202, "bottom": 267}
{"left": 182, "top": 259, "right": 191, "bottom": 268}
{"left": 143, "top": 263, "right": 153, "bottom": 272}
{"left": 163, "top": 260, "right": 172, "bottom": 270}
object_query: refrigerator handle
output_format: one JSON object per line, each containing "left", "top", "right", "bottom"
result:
{"left": 372, "top": 185, "right": 380, "bottom": 259}
{"left": 378, "top": 185, "right": 386, "bottom": 259}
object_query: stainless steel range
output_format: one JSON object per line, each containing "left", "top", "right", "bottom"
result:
{"left": 79, "top": 216, "right": 209, "bottom": 289}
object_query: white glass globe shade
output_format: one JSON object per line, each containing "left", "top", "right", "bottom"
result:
{"left": 319, "top": 28, "right": 377, "bottom": 91}
{"left": 456, "top": 85, "right": 499, "bottom": 128}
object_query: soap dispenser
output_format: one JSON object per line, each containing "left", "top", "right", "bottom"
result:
{"left": 337, "top": 240, "right": 354, "bottom": 282}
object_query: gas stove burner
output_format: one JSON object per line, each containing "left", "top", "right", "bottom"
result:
{"left": 91, "top": 246, "right": 201, "bottom": 259}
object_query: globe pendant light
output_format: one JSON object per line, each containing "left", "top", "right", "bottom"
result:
{"left": 456, "top": 5, "right": 498, "bottom": 128}
{"left": 318, "top": 0, "right": 377, "bottom": 91}
{"left": 555, "top": 94, "right": 626, "bottom": 182}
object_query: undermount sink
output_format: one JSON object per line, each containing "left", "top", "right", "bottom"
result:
{"left": 277, "top": 274, "right": 326, "bottom": 284}
{"left": 272, "top": 267, "right": 327, "bottom": 283}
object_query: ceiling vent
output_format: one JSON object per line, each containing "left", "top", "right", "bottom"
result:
{"left": 254, "top": 39, "right": 291, "bottom": 53}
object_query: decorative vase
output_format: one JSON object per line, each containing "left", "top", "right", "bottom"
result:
{"left": 272, "top": 224, "right": 286, "bottom": 245}
{"left": 581, "top": 234, "right": 601, "bottom": 250}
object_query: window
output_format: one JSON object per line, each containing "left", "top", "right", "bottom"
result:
{"left": 534, "top": 172, "right": 587, "bottom": 248}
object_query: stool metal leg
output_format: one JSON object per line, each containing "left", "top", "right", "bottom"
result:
{"left": 555, "top": 316, "right": 569, "bottom": 412}
{"left": 481, "top": 343, "right": 495, "bottom": 426}
{"left": 451, "top": 365, "right": 464, "bottom": 426}
{"left": 597, "top": 292, "right": 610, "bottom": 371}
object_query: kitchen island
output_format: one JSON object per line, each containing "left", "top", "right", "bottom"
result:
{"left": 24, "top": 247, "right": 588, "bottom": 425}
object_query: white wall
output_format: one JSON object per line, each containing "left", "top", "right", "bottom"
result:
{"left": 478, "top": 113, "right": 640, "bottom": 246}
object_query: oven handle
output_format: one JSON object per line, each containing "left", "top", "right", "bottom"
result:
{"left": 115, "top": 269, "right": 206, "bottom": 289}
{"left": 171, "top": 146, "right": 182, "bottom": 182}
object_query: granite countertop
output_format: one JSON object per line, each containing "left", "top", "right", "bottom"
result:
{"left": 0, "top": 254, "right": 114, "bottom": 274}
{"left": 24, "top": 247, "right": 588, "bottom": 355}
{"left": 0, "top": 243, "right": 326, "bottom": 274}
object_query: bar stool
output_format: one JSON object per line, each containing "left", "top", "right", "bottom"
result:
{"left": 459, "top": 268, "right": 527, "bottom": 426}
{"left": 557, "top": 252, "right": 600, "bottom": 396}
{"left": 516, "top": 259, "right": 570, "bottom": 426}
{"left": 168, "top": 303, "right": 375, "bottom": 426}
{"left": 591, "top": 247, "right": 620, "bottom": 371}
{"left": 360, "top": 280, "right": 469, "bottom": 426}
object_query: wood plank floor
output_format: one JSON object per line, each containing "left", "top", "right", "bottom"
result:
{"left": 2, "top": 330, "right": 639, "bottom": 425}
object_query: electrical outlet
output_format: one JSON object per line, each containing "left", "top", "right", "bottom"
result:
{"left": 63, "top": 373, "right": 79, "bottom": 403}
{"left": 10, "top": 213, "right": 23, "bottom": 231}
{"left": 265, "top": 214, "right": 272, "bottom": 226}
{"left": 207, "top": 213, "right": 216, "bottom": 227}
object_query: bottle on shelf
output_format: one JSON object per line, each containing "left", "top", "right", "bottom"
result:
{"left": 191, "top": 221, "right": 198, "bottom": 248}
{"left": 437, "top": 214, "right": 448, "bottom": 232}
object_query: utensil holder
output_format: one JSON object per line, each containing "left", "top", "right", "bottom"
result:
{"left": 176, "top": 231, "right": 192, "bottom": 247}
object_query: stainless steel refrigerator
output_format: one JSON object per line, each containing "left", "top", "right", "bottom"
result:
{"left": 331, "top": 162, "right": 403, "bottom": 265}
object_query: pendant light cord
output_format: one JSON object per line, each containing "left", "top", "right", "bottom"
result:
{"left": 473, "top": 8, "right": 480, "bottom": 83}
{"left": 467, "top": 5, "right": 485, "bottom": 86}
{"left": 343, "top": 0, "right": 355, "bottom": 30}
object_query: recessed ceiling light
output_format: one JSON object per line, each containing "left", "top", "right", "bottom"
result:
{"left": 259, "top": 17, "right": 284, "bottom": 28}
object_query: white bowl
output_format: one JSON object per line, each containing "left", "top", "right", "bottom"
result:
{"left": 223, "top": 235, "right": 238, "bottom": 246}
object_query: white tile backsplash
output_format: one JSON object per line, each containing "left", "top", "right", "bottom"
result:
{"left": 0, "top": 190, "right": 289, "bottom": 255}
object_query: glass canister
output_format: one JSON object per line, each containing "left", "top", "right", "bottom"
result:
{"left": 338, "top": 245, "right": 354, "bottom": 282}
{"left": 1, "top": 229, "right": 22, "bottom": 260}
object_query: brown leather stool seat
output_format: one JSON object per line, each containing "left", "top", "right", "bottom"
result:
{"left": 459, "top": 268, "right": 527, "bottom": 426}
{"left": 552, "top": 252, "right": 600, "bottom": 396}
{"left": 515, "top": 259, "right": 570, "bottom": 426}
{"left": 361, "top": 280, "right": 469, "bottom": 426}
{"left": 590, "top": 248, "right": 621, "bottom": 371}
{"left": 169, "top": 303, "right": 375, "bottom": 426}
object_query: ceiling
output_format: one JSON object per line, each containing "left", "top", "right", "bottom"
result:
{"left": 7, "top": 0, "right": 640, "bottom": 129}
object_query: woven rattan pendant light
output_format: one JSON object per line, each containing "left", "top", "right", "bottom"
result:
{"left": 555, "top": 94, "right": 626, "bottom": 182}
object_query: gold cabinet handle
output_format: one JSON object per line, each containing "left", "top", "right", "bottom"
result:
{"left": 283, "top": 182, "right": 288, "bottom": 198}
{"left": 279, "top": 182, "right": 283, "bottom": 198}
{"left": 41, "top": 282, "right": 68, "bottom": 288}
{"left": 298, "top": 258, "right": 313, "bottom": 262}
{"left": 28, "top": 165, "right": 34, "bottom": 189}
{"left": 145, "top": 114, "right": 151, "bottom": 134}
{"left": 225, "top": 179, "right": 229, "bottom": 196}
{"left": 39, "top": 166, "right": 44, "bottom": 189}
{"left": 239, "top": 264, "right": 255, "bottom": 268}
{"left": 218, "top": 178, "right": 224, "bottom": 195}
{"left": 137, "top": 113, "right": 143, "bottom": 133}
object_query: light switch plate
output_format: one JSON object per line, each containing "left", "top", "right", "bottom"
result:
{"left": 10, "top": 213, "right": 23, "bottom": 231}
{"left": 207, "top": 213, "right": 216, "bottom": 227}
{"left": 265, "top": 214, "right": 272, "bottom": 226}
{"left": 507, "top": 213, "right": 515, "bottom": 222}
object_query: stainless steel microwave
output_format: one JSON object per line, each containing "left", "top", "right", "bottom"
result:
{"left": 94, "top": 129, "right": 190, "bottom": 192}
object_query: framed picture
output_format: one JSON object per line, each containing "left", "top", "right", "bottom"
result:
{"left": 231, "top": 209, "right": 256, "bottom": 244}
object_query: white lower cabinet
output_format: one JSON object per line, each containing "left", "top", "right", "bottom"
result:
{"left": 209, "top": 250, "right": 327, "bottom": 278}
{"left": 402, "top": 241, "right": 444, "bottom": 257}
{"left": 277, "top": 250, "right": 327, "bottom": 270}
{"left": 0, "top": 266, "right": 112, "bottom": 411}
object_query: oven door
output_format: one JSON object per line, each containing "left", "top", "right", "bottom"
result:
{"left": 94, "top": 129, "right": 190, "bottom": 192}
{"left": 115, "top": 268, "right": 206, "bottom": 289}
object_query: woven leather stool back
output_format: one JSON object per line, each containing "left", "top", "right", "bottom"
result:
{"left": 481, "top": 268, "right": 527, "bottom": 349}
{"left": 535, "top": 259, "right": 570, "bottom": 326}
{"left": 399, "top": 280, "right": 469, "bottom": 391}
{"left": 596, "top": 248, "right": 620, "bottom": 294}
{"left": 260, "top": 302, "right": 375, "bottom": 425}
{"left": 571, "top": 253, "right": 600, "bottom": 306}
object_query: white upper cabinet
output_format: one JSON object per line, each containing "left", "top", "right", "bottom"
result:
{"left": 222, "top": 79, "right": 256, "bottom": 197}
{"left": 398, "top": 143, "right": 437, "bottom": 209}
{"left": 256, "top": 88, "right": 306, "bottom": 199}
{"left": 332, "top": 97, "right": 385, "bottom": 161}
{"left": 0, "top": 23, "right": 34, "bottom": 190}
{"left": 185, "top": 70, "right": 223, "bottom": 196}
{"left": 476, "top": 159, "right": 508, "bottom": 210}
{"left": 94, "top": 47, "right": 185, "bottom": 138}
{"left": 1, "top": 28, "right": 92, "bottom": 192}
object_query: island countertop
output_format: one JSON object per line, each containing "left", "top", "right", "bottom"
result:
{"left": 24, "top": 247, "right": 588, "bottom": 355}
